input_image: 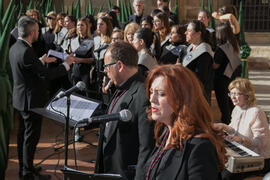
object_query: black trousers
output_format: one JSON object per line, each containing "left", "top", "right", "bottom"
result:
{"left": 214, "top": 75, "right": 234, "bottom": 125}
{"left": 17, "top": 110, "right": 42, "bottom": 176}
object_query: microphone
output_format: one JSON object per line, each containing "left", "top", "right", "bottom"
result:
{"left": 53, "top": 81, "right": 86, "bottom": 101}
{"left": 66, "top": 33, "right": 77, "bottom": 40}
{"left": 79, "top": 109, "right": 132, "bottom": 124}
{"left": 94, "top": 44, "right": 109, "bottom": 53}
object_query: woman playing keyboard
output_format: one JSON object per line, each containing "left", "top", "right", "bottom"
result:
{"left": 215, "top": 78, "right": 270, "bottom": 179}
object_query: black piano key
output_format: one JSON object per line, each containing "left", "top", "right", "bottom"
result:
{"left": 225, "top": 139, "right": 252, "bottom": 157}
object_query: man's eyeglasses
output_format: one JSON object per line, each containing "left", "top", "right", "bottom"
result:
{"left": 228, "top": 92, "right": 246, "bottom": 97}
{"left": 103, "top": 62, "right": 117, "bottom": 70}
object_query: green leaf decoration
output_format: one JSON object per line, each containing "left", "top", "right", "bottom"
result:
{"left": 45, "top": 0, "right": 53, "bottom": 15}
{"left": 201, "top": 0, "right": 205, "bottom": 10}
{"left": 208, "top": 0, "right": 215, "bottom": 29}
{"left": 18, "top": 1, "right": 24, "bottom": 18}
{"left": 27, "top": 0, "right": 33, "bottom": 10}
{"left": 0, "top": 0, "right": 15, "bottom": 176}
{"left": 127, "top": 0, "right": 132, "bottom": 17}
{"left": 75, "top": 0, "right": 81, "bottom": 19}
{"left": 71, "top": 1, "right": 75, "bottom": 17}
{"left": 40, "top": 0, "right": 45, "bottom": 12}
{"left": 2, "top": 0, "right": 15, "bottom": 26}
{"left": 108, "top": 0, "right": 112, "bottom": 10}
{"left": 0, "top": 7, "right": 15, "bottom": 69}
{"left": 0, "top": 0, "right": 3, "bottom": 20}
{"left": 53, "top": 4, "right": 56, "bottom": 13}
{"left": 98, "top": 1, "right": 105, "bottom": 14}
{"left": 33, "top": 1, "right": 38, "bottom": 9}
{"left": 174, "top": 0, "right": 179, "bottom": 23}
{"left": 62, "top": 4, "right": 65, "bottom": 13}
{"left": 120, "top": 0, "right": 124, "bottom": 23}
{"left": 123, "top": 0, "right": 129, "bottom": 23}
{"left": 88, "top": 0, "right": 93, "bottom": 15}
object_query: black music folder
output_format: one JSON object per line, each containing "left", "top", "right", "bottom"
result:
{"left": 31, "top": 90, "right": 101, "bottom": 127}
{"left": 61, "top": 167, "right": 124, "bottom": 180}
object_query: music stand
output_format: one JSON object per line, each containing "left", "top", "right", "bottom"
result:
{"left": 61, "top": 166, "right": 124, "bottom": 180}
{"left": 32, "top": 90, "right": 101, "bottom": 128}
{"left": 31, "top": 90, "right": 101, "bottom": 180}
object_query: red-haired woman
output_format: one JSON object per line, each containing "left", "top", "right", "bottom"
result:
{"left": 144, "top": 64, "right": 226, "bottom": 180}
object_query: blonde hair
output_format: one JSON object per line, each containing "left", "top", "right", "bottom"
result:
{"left": 124, "top": 22, "right": 140, "bottom": 42}
{"left": 97, "top": 16, "right": 113, "bottom": 44}
{"left": 112, "top": 29, "right": 124, "bottom": 40}
{"left": 76, "top": 18, "right": 92, "bottom": 39}
{"left": 26, "top": 9, "right": 40, "bottom": 20}
{"left": 97, "top": 12, "right": 106, "bottom": 19}
{"left": 228, "top": 78, "right": 256, "bottom": 107}
{"left": 54, "top": 13, "right": 66, "bottom": 34}
{"left": 45, "top": 11, "right": 56, "bottom": 26}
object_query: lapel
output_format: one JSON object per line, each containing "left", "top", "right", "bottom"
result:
{"left": 182, "top": 43, "right": 213, "bottom": 67}
{"left": 157, "top": 140, "right": 189, "bottom": 180}
{"left": 70, "top": 36, "right": 80, "bottom": 53}
{"left": 18, "top": 39, "right": 31, "bottom": 48}
{"left": 161, "top": 34, "right": 170, "bottom": 47}
{"left": 103, "top": 80, "right": 138, "bottom": 150}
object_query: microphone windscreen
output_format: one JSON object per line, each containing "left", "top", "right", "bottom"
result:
{"left": 76, "top": 81, "right": 86, "bottom": 91}
{"left": 119, "top": 109, "right": 132, "bottom": 122}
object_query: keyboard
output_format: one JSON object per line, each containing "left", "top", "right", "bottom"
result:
{"left": 225, "top": 137, "right": 265, "bottom": 173}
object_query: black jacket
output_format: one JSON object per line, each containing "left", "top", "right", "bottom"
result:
{"left": 9, "top": 39, "right": 67, "bottom": 111}
{"left": 95, "top": 73, "right": 155, "bottom": 180}
{"left": 145, "top": 137, "right": 220, "bottom": 180}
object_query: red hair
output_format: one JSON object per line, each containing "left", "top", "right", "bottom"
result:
{"left": 146, "top": 64, "right": 227, "bottom": 171}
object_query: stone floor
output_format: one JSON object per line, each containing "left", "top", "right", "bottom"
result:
{"left": 5, "top": 116, "right": 98, "bottom": 180}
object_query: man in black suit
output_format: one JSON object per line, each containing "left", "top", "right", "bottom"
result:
{"left": 95, "top": 42, "right": 155, "bottom": 180}
{"left": 9, "top": 16, "right": 74, "bottom": 180}
{"left": 128, "top": 0, "right": 145, "bottom": 25}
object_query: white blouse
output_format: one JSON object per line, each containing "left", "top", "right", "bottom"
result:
{"left": 230, "top": 106, "right": 270, "bottom": 158}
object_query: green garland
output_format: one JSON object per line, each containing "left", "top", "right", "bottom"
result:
{"left": 240, "top": 43, "right": 251, "bottom": 59}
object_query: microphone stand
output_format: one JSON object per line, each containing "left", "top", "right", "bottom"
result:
{"left": 64, "top": 95, "right": 71, "bottom": 180}
{"left": 95, "top": 49, "right": 104, "bottom": 100}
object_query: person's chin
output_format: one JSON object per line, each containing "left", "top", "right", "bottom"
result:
{"left": 151, "top": 115, "right": 160, "bottom": 121}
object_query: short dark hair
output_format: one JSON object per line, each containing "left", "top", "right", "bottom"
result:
{"left": 18, "top": 16, "right": 37, "bottom": 38}
{"left": 107, "top": 41, "right": 138, "bottom": 67}
{"left": 151, "top": 9, "right": 162, "bottom": 17}
{"left": 112, "top": 5, "right": 120, "bottom": 11}
{"left": 140, "top": 15, "right": 153, "bottom": 28}
{"left": 189, "top": 20, "right": 210, "bottom": 44}
{"left": 199, "top": 9, "right": 211, "bottom": 19}
{"left": 135, "top": 28, "right": 153, "bottom": 49}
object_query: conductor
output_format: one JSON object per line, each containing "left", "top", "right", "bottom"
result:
{"left": 9, "top": 16, "right": 74, "bottom": 180}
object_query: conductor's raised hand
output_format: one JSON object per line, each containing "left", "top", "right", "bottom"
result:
{"left": 42, "top": 54, "right": 57, "bottom": 63}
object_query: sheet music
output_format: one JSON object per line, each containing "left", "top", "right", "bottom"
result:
{"left": 46, "top": 91, "right": 100, "bottom": 122}
{"left": 47, "top": 49, "right": 68, "bottom": 60}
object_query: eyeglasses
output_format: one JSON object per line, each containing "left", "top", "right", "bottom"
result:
{"left": 47, "top": 16, "right": 56, "bottom": 20}
{"left": 112, "top": 37, "right": 122, "bottom": 41}
{"left": 228, "top": 92, "right": 246, "bottom": 97}
{"left": 103, "top": 62, "right": 117, "bottom": 70}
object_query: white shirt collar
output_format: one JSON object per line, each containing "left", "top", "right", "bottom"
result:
{"left": 18, "top": 37, "right": 32, "bottom": 47}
